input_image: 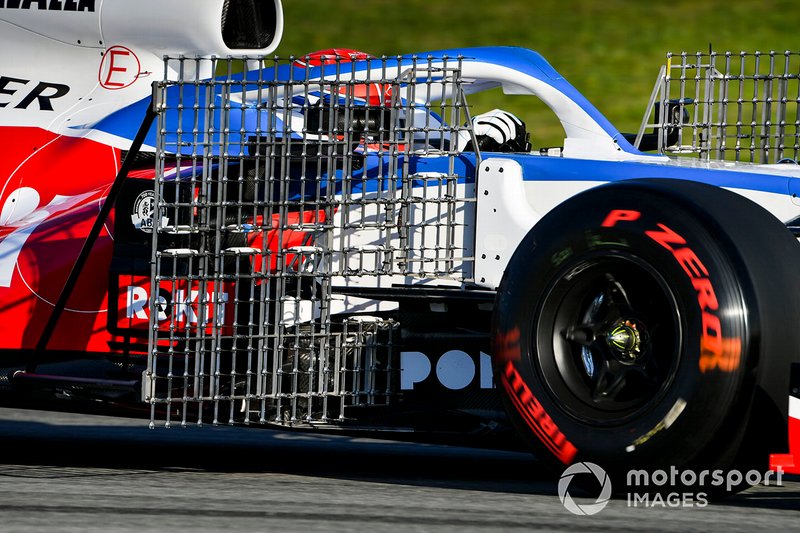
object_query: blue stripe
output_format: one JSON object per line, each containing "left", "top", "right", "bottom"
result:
{"left": 92, "top": 46, "right": 639, "bottom": 153}
{"left": 382, "top": 152, "right": 789, "bottom": 195}
{"left": 507, "top": 154, "right": 789, "bottom": 195}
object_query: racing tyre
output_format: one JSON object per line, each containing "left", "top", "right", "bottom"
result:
{"left": 492, "top": 179, "right": 800, "bottom": 493}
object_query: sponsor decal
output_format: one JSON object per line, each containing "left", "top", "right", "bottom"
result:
{"left": 0, "top": 75, "right": 69, "bottom": 111}
{"left": 502, "top": 360, "right": 577, "bottom": 464}
{"left": 400, "top": 350, "right": 494, "bottom": 390}
{"left": 119, "top": 276, "right": 235, "bottom": 333}
{"left": 130, "top": 190, "right": 156, "bottom": 233}
{"left": 0, "top": 0, "right": 95, "bottom": 11}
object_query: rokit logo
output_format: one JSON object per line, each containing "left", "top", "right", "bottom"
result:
{"left": 401, "top": 350, "right": 494, "bottom": 390}
{"left": 118, "top": 277, "right": 234, "bottom": 332}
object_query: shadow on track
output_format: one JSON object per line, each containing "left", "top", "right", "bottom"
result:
{"left": 720, "top": 486, "right": 800, "bottom": 512}
{"left": 0, "top": 407, "right": 557, "bottom": 496}
{"left": 4, "top": 407, "right": 798, "bottom": 510}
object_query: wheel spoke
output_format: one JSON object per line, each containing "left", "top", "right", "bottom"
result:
{"left": 602, "top": 273, "right": 635, "bottom": 323}
{"left": 591, "top": 357, "right": 623, "bottom": 401}
{"left": 637, "top": 358, "right": 662, "bottom": 386}
{"left": 590, "top": 354, "right": 663, "bottom": 402}
{"left": 564, "top": 323, "right": 599, "bottom": 346}
{"left": 593, "top": 370, "right": 627, "bottom": 401}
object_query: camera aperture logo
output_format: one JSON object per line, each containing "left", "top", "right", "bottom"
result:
{"left": 558, "top": 462, "right": 612, "bottom": 516}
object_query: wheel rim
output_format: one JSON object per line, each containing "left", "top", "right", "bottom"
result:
{"left": 536, "top": 253, "right": 684, "bottom": 425}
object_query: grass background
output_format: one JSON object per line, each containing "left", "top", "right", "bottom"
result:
{"left": 272, "top": 0, "right": 800, "bottom": 148}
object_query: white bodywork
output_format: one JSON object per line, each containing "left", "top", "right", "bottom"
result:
{"left": 0, "top": 0, "right": 283, "bottom": 146}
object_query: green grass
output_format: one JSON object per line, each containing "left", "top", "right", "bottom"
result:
{"left": 273, "top": 0, "right": 800, "bottom": 147}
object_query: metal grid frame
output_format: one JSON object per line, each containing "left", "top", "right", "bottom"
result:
{"left": 143, "top": 54, "right": 476, "bottom": 427}
{"left": 636, "top": 50, "right": 800, "bottom": 163}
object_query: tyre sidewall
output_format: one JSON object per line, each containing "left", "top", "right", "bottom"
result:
{"left": 493, "top": 182, "right": 754, "bottom": 473}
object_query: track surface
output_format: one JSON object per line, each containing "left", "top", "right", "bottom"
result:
{"left": 0, "top": 407, "right": 797, "bottom": 531}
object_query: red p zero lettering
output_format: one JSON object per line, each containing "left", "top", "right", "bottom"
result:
{"left": 644, "top": 222, "right": 741, "bottom": 373}
{"left": 699, "top": 312, "right": 741, "bottom": 372}
{"left": 495, "top": 326, "right": 521, "bottom": 362}
{"left": 502, "top": 361, "right": 577, "bottom": 464}
{"left": 692, "top": 278, "right": 719, "bottom": 311}
{"left": 645, "top": 223, "right": 686, "bottom": 250}
{"left": 673, "top": 247, "right": 709, "bottom": 279}
{"left": 601, "top": 209, "right": 641, "bottom": 227}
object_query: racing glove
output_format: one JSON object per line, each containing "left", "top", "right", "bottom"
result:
{"left": 459, "top": 109, "right": 531, "bottom": 152}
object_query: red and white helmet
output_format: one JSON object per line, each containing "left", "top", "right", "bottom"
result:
{"left": 294, "top": 48, "right": 392, "bottom": 106}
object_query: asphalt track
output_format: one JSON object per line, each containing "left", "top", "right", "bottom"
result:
{"left": 0, "top": 407, "right": 797, "bottom": 532}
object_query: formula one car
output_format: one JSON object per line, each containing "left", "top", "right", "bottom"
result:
{"left": 1, "top": 0, "right": 798, "bottom": 486}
